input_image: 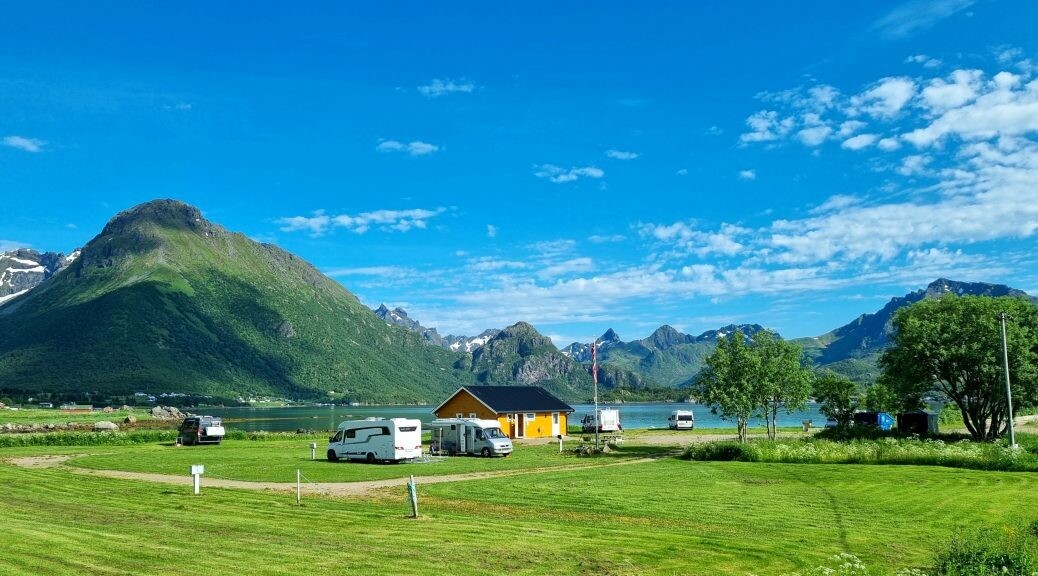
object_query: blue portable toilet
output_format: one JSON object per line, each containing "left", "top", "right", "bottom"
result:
{"left": 852, "top": 411, "right": 895, "bottom": 430}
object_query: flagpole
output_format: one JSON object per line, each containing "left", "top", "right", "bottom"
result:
{"left": 592, "top": 341, "right": 599, "bottom": 451}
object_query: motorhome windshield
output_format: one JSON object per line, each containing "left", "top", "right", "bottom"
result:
{"left": 483, "top": 427, "right": 505, "bottom": 439}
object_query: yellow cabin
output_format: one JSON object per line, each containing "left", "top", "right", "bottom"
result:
{"left": 432, "top": 386, "right": 574, "bottom": 439}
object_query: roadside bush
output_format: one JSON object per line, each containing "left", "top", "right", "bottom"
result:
{"left": 0, "top": 430, "right": 177, "bottom": 447}
{"left": 932, "top": 524, "right": 1038, "bottom": 575}
{"left": 684, "top": 437, "right": 1036, "bottom": 471}
{"left": 682, "top": 441, "right": 758, "bottom": 462}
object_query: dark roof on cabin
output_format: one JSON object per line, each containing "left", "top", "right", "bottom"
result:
{"left": 461, "top": 386, "right": 574, "bottom": 414}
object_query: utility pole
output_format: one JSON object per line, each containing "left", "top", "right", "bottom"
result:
{"left": 998, "top": 312, "right": 1017, "bottom": 449}
{"left": 592, "top": 341, "right": 599, "bottom": 451}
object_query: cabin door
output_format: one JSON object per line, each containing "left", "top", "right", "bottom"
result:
{"left": 551, "top": 412, "right": 560, "bottom": 436}
{"left": 515, "top": 414, "right": 525, "bottom": 438}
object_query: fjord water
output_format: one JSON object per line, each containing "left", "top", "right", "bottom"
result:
{"left": 203, "top": 403, "right": 829, "bottom": 432}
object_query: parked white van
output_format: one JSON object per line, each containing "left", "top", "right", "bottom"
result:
{"left": 581, "top": 408, "right": 622, "bottom": 433}
{"left": 428, "top": 418, "right": 513, "bottom": 457}
{"left": 668, "top": 410, "right": 695, "bottom": 430}
{"left": 327, "top": 417, "right": 422, "bottom": 463}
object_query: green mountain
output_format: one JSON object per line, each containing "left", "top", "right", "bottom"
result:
{"left": 794, "top": 278, "right": 1035, "bottom": 383}
{"left": 565, "top": 324, "right": 766, "bottom": 387}
{"left": 0, "top": 199, "right": 472, "bottom": 403}
{"left": 469, "top": 322, "right": 595, "bottom": 400}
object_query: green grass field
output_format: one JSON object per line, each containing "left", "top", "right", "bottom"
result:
{"left": 0, "top": 407, "right": 154, "bottom": 426}
{"left": 2, "top": 437, "right": 1037, "bottom": 575}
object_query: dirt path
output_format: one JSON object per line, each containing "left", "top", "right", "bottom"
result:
{"left": 6, "top": 452, "right": 667, "bottom": 497}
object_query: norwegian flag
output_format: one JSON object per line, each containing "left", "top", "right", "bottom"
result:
{"left": 591, "top": 341, "right": 598, "bottom": 384}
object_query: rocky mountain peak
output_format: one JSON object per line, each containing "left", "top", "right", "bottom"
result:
{"left": 645, "top": 324, "right": 691, "bottom": 350}
{"left": 100, "top": 199, "right": 219, "bottom": 238}
{"left": 600, "top": 328, "right": 621, "bottom": 343}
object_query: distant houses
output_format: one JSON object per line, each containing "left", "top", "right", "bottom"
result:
{"left": 432, "top": 386, "right": 574, "bottom": 439}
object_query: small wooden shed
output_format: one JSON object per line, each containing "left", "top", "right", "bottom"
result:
{"left": 432, "top": 385, "right": 574, "bottom": 439}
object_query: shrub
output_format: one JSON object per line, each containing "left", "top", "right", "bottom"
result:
{"left": 683, "top": 437, "right": 1035, "bottom": 471}
{"left": 932, "top": 524, "right": 1038, "bottom": 575}
{"left": 682, "top": 441, "right": 758, "bottom": 462}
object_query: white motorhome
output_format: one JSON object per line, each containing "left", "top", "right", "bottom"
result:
{"left": 326, "top": 417, "right": 422, "bottom": 463}
{"left": 668, "top": 410, "right": 695, "bottom": 430}
{"left": 428, "top": 418, "right": 513, "bottom": 457}
{"left": 581, "top": 408, "right": 622, "bottom": 433}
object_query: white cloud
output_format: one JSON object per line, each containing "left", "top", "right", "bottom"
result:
{"left": 675, "top": 168, "right": 689, "bottom": 176}
{"left": 276, "top": 210, "right": 331, "bottom": 236}
{"left": 486, "top": 224, "right": 497, "bottom": 239}
{"left": 920, "top": 69, "right": 983, "bottom": 113}
{"left": 418, "top": 78, "right": 476, "bottom": 98}
{"left": 872, "top": 0, "right": 975, "bottom": 39}
{"left": 740, "top": 110, "right": 794, "bottom": 143}
{"left": 2, "top": 136, "right": 45, "bottom": 153}
{"left": 837, "top": 120, "right": 867, "bottom": 137}
{"left": 605, "top": 149, "right": 639, "bottom": 160}
{"left": 324, "top": 266, "right": 416, "bottom": 278}
{"left": 739, "top": 169, "right": 757, "bottom": 181}
{"left": 467, "top": 257, "right": 527, "bottom": 272}
{"left": 0, "top": 239, "right": 30, "bottom": 252}
{"left": 533, "top": 164, "right": 604, "bottom": 183}
{"left": 798, "top": 125, "right": 833, "bottom": 146}
{"left": 903, "top": 72, "right": 1038, "bottom": 147}
{"left": 841, "top": 133, "right": 879, "bottom": 150}
{"left": 538, "top": 257, "right": 594, "bottom": 280}
{"left": 588, "top": 234, "right": 626, "bottom": 243}
{"left": 877, "top": 137, "right": 902, "bottom": 151}
{"left": 849, "top": 77, "right": 916, "bottom": 119}
{"left": 278, "top": 207, "right": 445, "bottom": 236}
{"left": 810, "top": 195, "right": 861, "bottom": 215}
{"left": 905, "top": 54, "right": 942, "bottom": 68}
{"left": 376, "top": 140, "right": 440, "bottom": 156}
{"left": 897, "top": 154, "right": 932, "bottom": 176}
{"left": 641, "top": 221, "right": 748, "bottom": 258}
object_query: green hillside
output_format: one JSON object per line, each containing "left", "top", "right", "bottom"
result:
{"left": 0, "top": 200, "right": 472, "bottom": 403}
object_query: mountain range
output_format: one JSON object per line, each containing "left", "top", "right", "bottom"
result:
{"left": 1, "top": 199, "right": 1033, "bottom": 404}
{"left": 0, "top": 248, "right": 80, "bottom": 305}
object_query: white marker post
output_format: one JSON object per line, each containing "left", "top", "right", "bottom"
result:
{"left": 310, "top": 442, "right": 317, "bottom": 461}
{"left": 296, "top": 469, "right": 301, "bottom": 505}
{"left": 557, "top": 434, "right": 564, "bottom": 453}
{"left": 190, "top": 464, "right": 204, "bottom": 495}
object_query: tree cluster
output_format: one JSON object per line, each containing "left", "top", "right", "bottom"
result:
{"left": 693, "top": 330, "right": 812, "bottom": 442}
{"left": 879, "top": 295, "right": 1038, "bottom": 441}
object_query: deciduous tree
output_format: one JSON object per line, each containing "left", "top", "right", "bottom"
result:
{"left": 813, "top": 371, "right": 858, "bottom": 430}
{"left": 755, "top": 331, "right": 812, "bottom": 440}
{"left": 880, "top": 295, "right": 1038, "bottom": 441}
{"left": 693, "top": 331, "right": 760, "bottom": 443}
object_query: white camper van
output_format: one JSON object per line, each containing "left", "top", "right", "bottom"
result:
{"left": 428, "top": 418, "right": 513, "bottom": 457}
{"left": 668, "top": 410, "right": 695, "bottom": 430}
{"left": 581, "top": 408, "right": 622, "bottom": 433}
{"left": 327, "top": 417, "right": 422, "bottom": 463}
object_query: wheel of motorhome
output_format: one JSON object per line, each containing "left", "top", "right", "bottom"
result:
{"left": 481, "top": 447, "right": 491, "bottom": 458}
{"left": 366, "top": 452, "right": 376, "bottom": 463}
{"left": 327, "top": 449, "right": 338, "bottom": 462}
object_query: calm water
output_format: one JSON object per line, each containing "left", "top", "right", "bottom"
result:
{"left": 201, "top": 403, "right": 829, "bottom": 432}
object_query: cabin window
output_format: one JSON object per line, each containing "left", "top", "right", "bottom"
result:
{"left": 475, "top": 429, "right": 484, "bottom": 440}
{"left": 346, "top": 429, "right": 356, "bottom": 439}
{"left": 552, "top": 413, "right": 559, "bottom": 424}
{"left": 525, "top": 413, "right": 536, "bottom": 420}
{"left": 380, "top": 427, "right": 390, "bottom": 435}
{"left": 455, "top": 413, "right": 463, "bottom": 418}
{"left": 469, "top": 412, "right": 477, "bottom": 418}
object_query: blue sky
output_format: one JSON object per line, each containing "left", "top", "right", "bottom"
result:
{"left": 2, "top": 1, "right": 1037, "bottom": 345}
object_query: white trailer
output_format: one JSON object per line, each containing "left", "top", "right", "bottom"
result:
{"left": 326, "top": 417, "right": 422, "bottom": 463}
{"left": 668, "top": 410, "right": 695, "bottom": 430}
{"left": 581, "top": 408, "right": 622, "bottom": 433}
{"left": 428, "top": 418, "right": 513, "bottom": 457}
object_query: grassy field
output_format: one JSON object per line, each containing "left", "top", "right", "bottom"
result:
{"left": 0, "top": 407, "right": 155, "bottom": 426}
{"left": 2, "top": 437, "right": 1038, "bottom": 575}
